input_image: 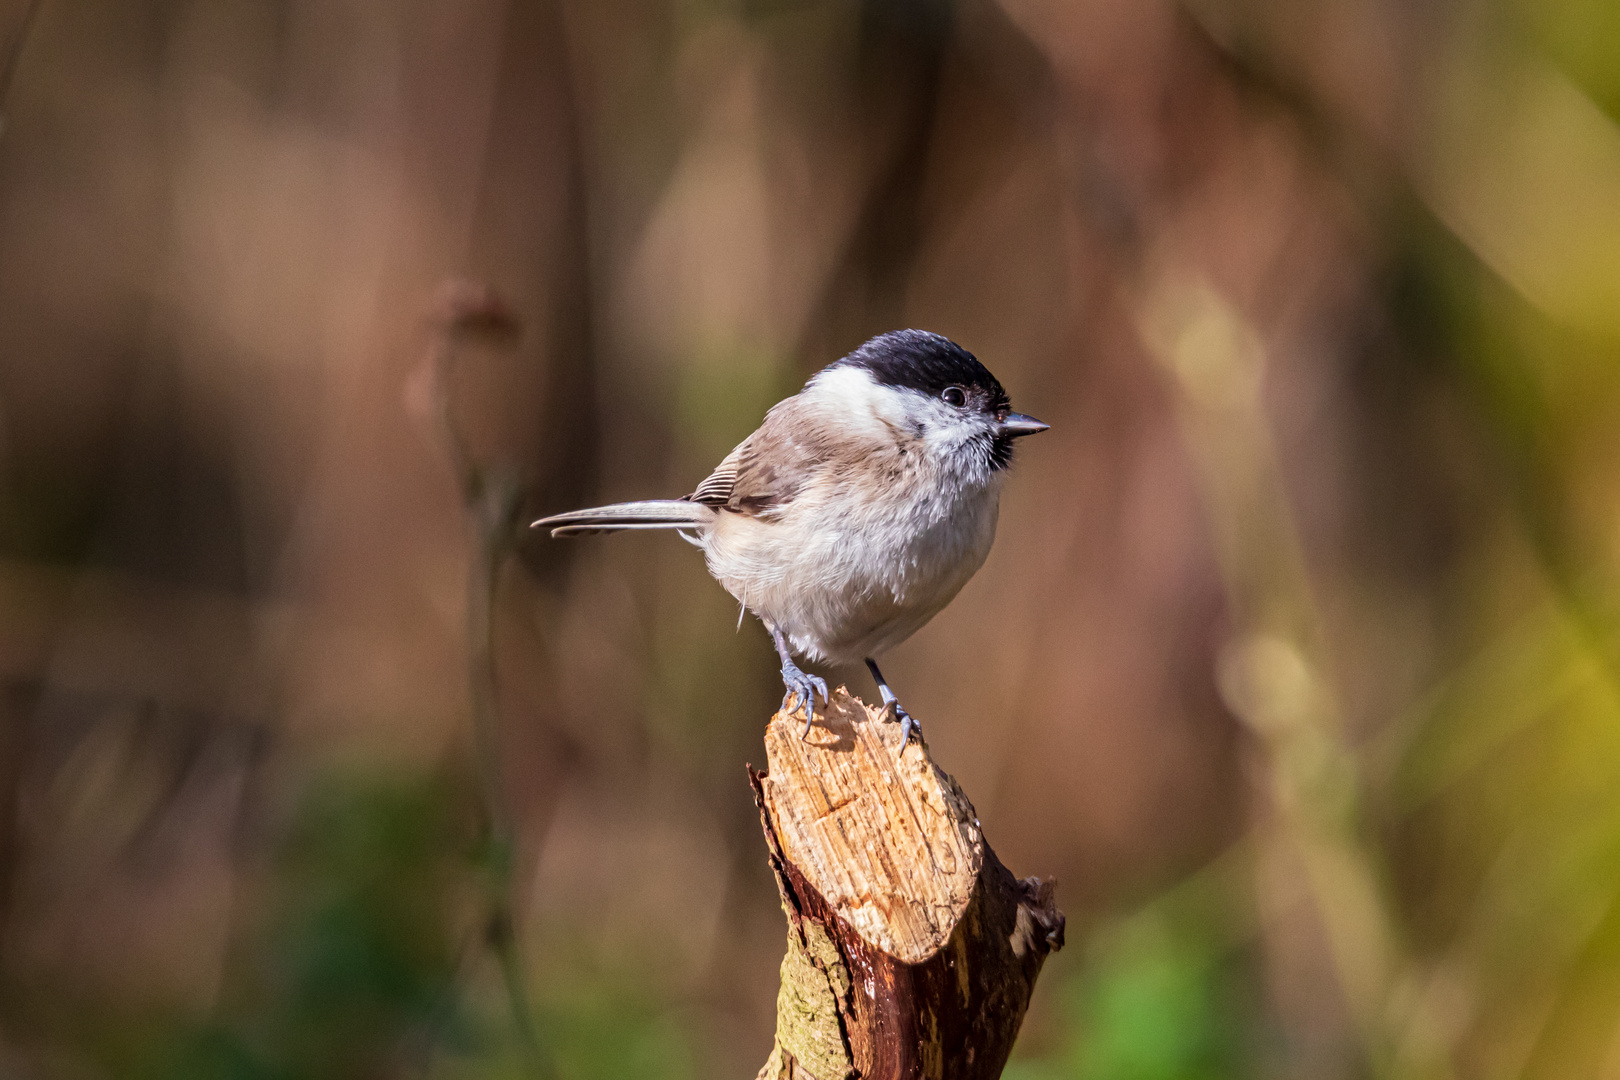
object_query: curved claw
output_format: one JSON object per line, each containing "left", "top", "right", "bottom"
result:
{"left": 804, "top": 675, "right": 829, "bottom": 736}
{"left": 779, "top": 668, "right": 828, "bottom": 739}
{"left": 879, "top": 702, "right": 920, "bottom": 746}
{"left": 864, "top": 658, "right": 918, "bottom": 748}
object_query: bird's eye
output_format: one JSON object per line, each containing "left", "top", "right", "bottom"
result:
{"left": 942, "top": 386, "right": 967, "bottom": 408}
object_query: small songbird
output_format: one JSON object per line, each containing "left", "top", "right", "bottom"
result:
{"left": 533, "top": 330, "right": 1048, "bottom": 745}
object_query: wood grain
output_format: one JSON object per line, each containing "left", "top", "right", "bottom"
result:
{"left": 753, "top": 688, "right": 1064, "bottom": 1080}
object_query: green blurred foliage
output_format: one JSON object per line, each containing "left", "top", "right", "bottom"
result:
{"left": 78, "top": 771, "right": 700, "bottom": 1080}
{"left": 1524, "top": 0, "right": 1620, "bottom": 123}
{"left": 1007, "top": 868, "right": 1261, "bottom": 1080}
{"left": 535, "top": 984, "right": 695, "bottom": 1080}
{"left": 135, "top": 772, "right": 473, "bottom": 1080}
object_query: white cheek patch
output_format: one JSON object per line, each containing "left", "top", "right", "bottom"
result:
{"left": 804, "top": 366, "right": 901, "bottom": 439}
{"left": 804, "top": 366, "right": 993, "bottom": 468}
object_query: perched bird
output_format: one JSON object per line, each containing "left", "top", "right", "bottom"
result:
{"left": 533, "top": 330, "right": 1048, "bottom": 745}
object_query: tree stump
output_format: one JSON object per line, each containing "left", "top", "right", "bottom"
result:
{"left": 751, "top": 688, "right": 1065, "bottom": 1080}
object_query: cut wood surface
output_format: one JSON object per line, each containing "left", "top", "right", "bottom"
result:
{"left": 753, "top": 688, "right": 1064, "bottom": 1080}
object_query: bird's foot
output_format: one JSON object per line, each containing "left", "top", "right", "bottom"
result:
{"left": 875, "top": 691, "right": 920, "bottom": 744}
{"left": 865, "top": 657, "right": 920, "bottom": 747}
{"left": 878, "top": 700, "right": 920, "bottom": 746}
{"left": 780, "top": 662, "right": 829, "bottom": 738}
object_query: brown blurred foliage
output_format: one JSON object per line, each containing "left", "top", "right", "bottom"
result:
{"left": 3, "top": 0, "right": 1620, "bottom": 1077}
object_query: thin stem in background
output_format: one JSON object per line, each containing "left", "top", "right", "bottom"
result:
{"left": 414, "top": 282, "right": 549, "bottom": 1077}
{"left": 466, "top": 467, "right": 545, "bottom": 1074}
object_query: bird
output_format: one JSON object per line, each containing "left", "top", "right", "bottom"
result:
{"left": 532, "top": 329, "right": 1048, "bottom": 746}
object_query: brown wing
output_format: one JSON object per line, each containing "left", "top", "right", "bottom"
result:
{"left": 686, "top": 399, "right": 830, "bottom": 515}
{"left": 688, "top": 446, "right": 742, "bottom": 506}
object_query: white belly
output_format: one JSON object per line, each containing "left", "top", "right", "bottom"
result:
{"left": 702, "top": 475, "right": 1002, "bottom": 665}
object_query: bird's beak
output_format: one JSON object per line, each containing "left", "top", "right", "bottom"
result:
{"left": 997, "top": 413, "right": 1050, "bottom": 438}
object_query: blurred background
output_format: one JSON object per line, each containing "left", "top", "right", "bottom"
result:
{"left": 2, "top": 0, "right": 1620, "bottom": 1076}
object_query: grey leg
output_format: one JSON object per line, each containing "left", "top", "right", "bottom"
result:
{"left": 865, "top": 658, "right": 918, "bottom": 744}
{"left": 770, "top": 624, "right": 828, "bottom": 738}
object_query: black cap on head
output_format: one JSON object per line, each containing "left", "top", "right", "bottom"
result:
{"left": 831, "top": 329, "right": 1009, "bottom": 412}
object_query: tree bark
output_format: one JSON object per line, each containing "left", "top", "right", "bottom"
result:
{"left": 752, "top": 688, "right": 1065, "bottom": 1080}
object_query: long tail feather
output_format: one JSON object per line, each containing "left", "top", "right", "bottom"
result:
{"left": 532, "top": 499, "right": 712, "bottom": 538}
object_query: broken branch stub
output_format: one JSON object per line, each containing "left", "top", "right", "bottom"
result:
{"left": 752, "top": 688, "right": 1064, "bottom": 1080}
